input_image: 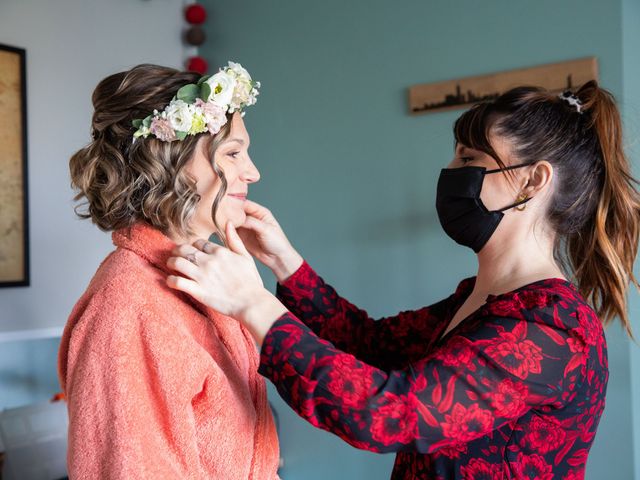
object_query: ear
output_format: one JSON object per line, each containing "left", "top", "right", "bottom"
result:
{"left": 522, "top": 161, "right": 553, "bottom": 197}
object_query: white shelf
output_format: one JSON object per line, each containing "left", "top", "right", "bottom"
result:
{"left": 0, "top": 327, "right": 63, "bottom": 343}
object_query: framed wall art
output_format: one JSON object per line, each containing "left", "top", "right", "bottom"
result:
{"left": 0, "top": 43, "right": 29, "bottom": 287}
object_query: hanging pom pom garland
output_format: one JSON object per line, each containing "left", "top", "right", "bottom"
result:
{"left": 184, "top": 2, "right": 209, "bottom": 74}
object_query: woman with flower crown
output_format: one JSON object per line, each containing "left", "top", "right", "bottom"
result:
{"left": 58, "top": 62, "right": 281, "bottom": 479}
{"left": 167, "top": 81, "right": 640, "bottom": 479}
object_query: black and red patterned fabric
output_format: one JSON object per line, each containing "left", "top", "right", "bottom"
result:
{"left": 258, "top": 261, "right": 608, "bottom": 479}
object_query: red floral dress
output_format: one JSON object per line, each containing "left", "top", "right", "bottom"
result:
{"left": 258, "top": 262, "right": 608, "bottom": 479}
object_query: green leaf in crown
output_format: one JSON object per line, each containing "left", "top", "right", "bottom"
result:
{"left": 197, "top": 74, "right": 211, "bottom": 86}
{"left": 177, "top": 84, "right": 200, "bottom": 104}
{"left": 200, "top": 83, "right": 212, "bottom": 103}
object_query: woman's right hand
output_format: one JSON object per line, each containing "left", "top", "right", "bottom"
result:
{"left": 238, "top": 200, "right": 303, "bottom": 283}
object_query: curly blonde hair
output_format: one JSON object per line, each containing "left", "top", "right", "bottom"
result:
{"left": 70, "top": 64, "right": 231, "bottom": 239}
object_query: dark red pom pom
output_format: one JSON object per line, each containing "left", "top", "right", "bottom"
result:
{"left": 185, "top": 4, "right": 207, "bottom": 25}
{"left": 185, "top": 26, "right": 206, "bottom": 46}
{"left": 186, "top": 56, "right": 208, "bottom": 74}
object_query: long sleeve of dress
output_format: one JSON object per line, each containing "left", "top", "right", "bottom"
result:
{"left": 276, "top": 261, "right": 454, "bottom": 369}
{"left": 63, "top": 293, "right": 214, "bottom": 479}
{"left": 258, "top": 308, "right": 579, "bottom": 455}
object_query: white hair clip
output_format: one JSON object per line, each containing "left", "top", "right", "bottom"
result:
{"left": 558, "top": 91, "right": 584, "bottom": 114}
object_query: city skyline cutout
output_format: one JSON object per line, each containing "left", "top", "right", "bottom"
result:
{"left": 412, "top": 74, "right": 577, "bottom": 113}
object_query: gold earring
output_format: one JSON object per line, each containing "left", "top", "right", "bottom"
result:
{"left": 514, "top": 193, "right": 528, "bottom": 211}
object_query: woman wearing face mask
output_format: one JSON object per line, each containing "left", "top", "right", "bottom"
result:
{"left": 58, "top": 63, "right": 281, "bottom": 479}
{"left": 167, "top": 81, "right": 640, "bottom": 479}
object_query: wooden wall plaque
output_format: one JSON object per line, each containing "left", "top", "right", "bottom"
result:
{"left": 408, "top": 57, "right": 598, "bottom": 115}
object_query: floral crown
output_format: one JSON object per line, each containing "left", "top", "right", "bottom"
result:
{"left": 132, "top": 61, "right": 260, "bottom": 142}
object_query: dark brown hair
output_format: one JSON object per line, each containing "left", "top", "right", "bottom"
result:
{"left": 453, "top": 81, "right": 640, "bottom": 338}
{"left": 70, "top": 64, "right": 231, "bottom": 240}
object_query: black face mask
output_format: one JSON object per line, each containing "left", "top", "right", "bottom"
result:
{"left": 435, "top": 163, "right": 533, "bottom": 253}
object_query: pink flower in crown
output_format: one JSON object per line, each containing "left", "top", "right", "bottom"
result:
{"left": 195, "top": 99, "right": 228, "bottom": 135}
{"left": 149, "top": 117, "right": 177, "bottom": 142}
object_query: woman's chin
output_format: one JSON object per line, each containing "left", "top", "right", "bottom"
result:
{"left": 221, "top": 212, "right": 247, "bottom": 230}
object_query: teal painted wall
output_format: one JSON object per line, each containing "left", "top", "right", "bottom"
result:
{"left": 0, "top": 338, "right": 60, "bottom": 409}
{"left": 202, "top": 1, "right": 635, "bottom": 479}
{"left": 0, "top": 336, "right": 61, "bottom": 452}
{"left": 623, "top": 0, "right": 640, "bottom": 478}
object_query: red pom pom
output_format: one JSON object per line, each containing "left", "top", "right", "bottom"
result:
{"left": 185, "top": 4, "right": 207, "bottom": 25}
{"left": 186, "top": 56, "right": 208, "bottom": 75}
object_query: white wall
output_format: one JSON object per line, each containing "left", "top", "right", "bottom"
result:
{"left": 0, "top": 0, "right": 186, "bottom": 336}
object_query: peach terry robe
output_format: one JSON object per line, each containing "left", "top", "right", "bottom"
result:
{"left": 58, "top": 223, "right": 280, "bottom": 479}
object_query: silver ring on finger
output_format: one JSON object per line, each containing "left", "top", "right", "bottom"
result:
{"left": 201, "top": 241, "right": 216, "bottom": 253}
{"left": 186, "top": 253, "right": 198, "bottom": 266}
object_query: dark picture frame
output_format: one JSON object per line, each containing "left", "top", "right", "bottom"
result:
{"left": 0, "top": 43, "right": 29, "bottom": 287}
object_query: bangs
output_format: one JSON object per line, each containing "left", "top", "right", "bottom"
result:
{"left": 453, "top": 102, "right": 501, "bottom": 163}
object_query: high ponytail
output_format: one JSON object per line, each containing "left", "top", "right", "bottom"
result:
{"left": 454, "top": 80, "right": 640, "bottom": 338}
{"left": 569, "top": 81, "right": 640, "bottom": 337}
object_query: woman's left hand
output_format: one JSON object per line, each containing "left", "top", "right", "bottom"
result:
{"left": 166, "top": 222, "right": 288, "bottom": 344}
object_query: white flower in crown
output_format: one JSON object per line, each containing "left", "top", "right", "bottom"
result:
{"left": 165, "top": 100, "right": 194, "bottom": 133}
{"left": 227, "top": 61, "right": 251, "bottom": 80}
{"left": 205, "top": 70, "right": 236, "bottom": 107}
{"left": 225, "top": 61, "right": 259, "bottom": 113}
